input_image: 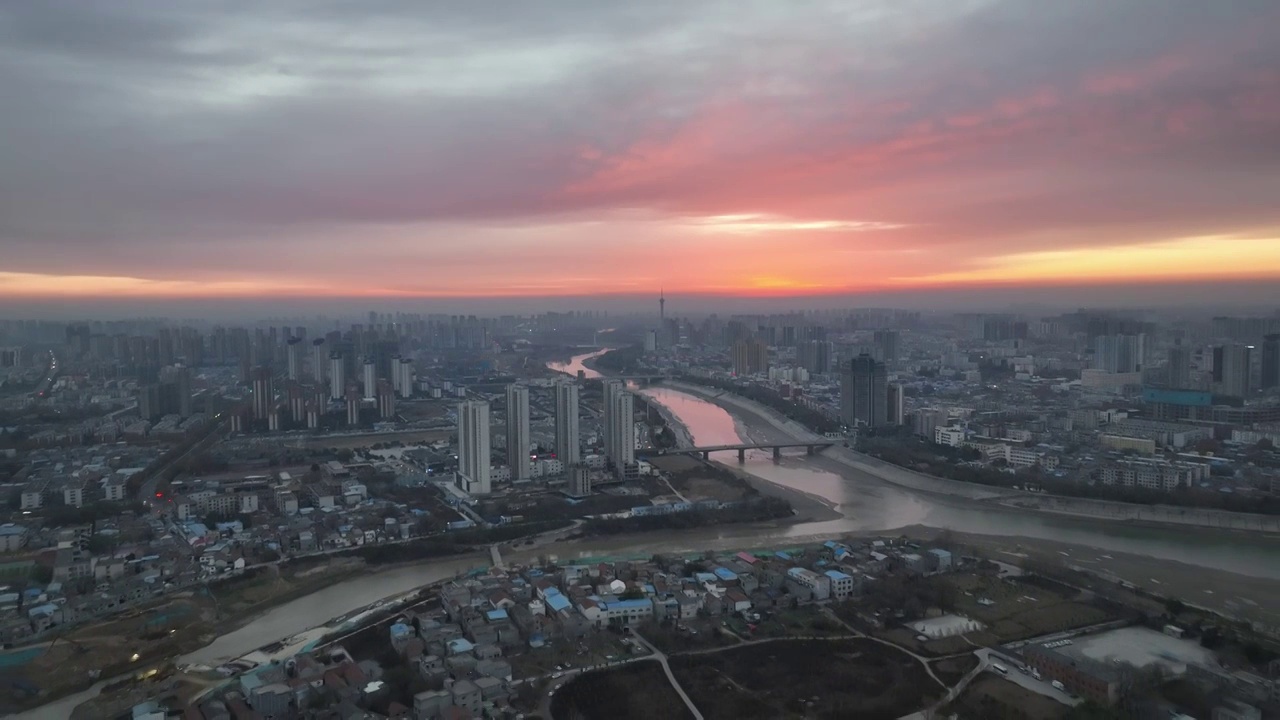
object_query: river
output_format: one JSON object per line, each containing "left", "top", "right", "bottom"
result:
{"left": 545, "top": 348, "right": 608, "bottom": 378}
{"left": 25, "top": 350, "right": 1278, "bottom": 718}
{"left": 636, "top": 385, "right": 1279, "bottom": 578}
{"left": 549, "top": 350, "right": 1277, "bottom": 578}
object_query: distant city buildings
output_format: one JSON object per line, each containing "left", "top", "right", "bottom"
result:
{"left": 873, "top": 330, "right": 900, "bottom": 363}
{"left": 797, "top": 340, "right": 832, "bottom": 374}
{"left": 840, "top": 354, "right": 887, "bottom": 427}
{"left": 1213, "top": 343, "right": 1253, "bottom": 399}
{"left": 1092, "top": 333, "right": 1145, "bottom": 374}
{"left": 732, "top": 338, "right": 769, "bottom": 375}
{"left": 1262, "top": 334, "right": 1280, "bottom": 390}
{"left": 1166, "top": 340, "right": 1192, "bottom": 389}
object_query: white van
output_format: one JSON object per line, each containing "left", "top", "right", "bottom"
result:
{"left": 992, "top": 663, "right": 1008, "bottom": 675}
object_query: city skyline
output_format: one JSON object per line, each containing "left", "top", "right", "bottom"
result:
{"left": 2, "top": 2, "right": 1279, "bottom": 305}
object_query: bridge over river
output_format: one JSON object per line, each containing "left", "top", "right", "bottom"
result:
{"left": 645, "top": 441, "right": 834, "bottom": 462}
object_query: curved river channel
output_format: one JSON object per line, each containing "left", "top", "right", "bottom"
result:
{"left": 27, "top": 350, "right": 1279, "bottom": 718}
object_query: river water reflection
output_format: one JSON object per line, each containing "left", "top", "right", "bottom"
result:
{"left": 635, "top": 383, "right": 1279, "bottom": 578}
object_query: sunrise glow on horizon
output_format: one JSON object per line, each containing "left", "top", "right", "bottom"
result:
{"left": 1, "top": 2, "right": 1278, "bottom": 302}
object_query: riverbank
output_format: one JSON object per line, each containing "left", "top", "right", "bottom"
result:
{"left": 662, "top": 379, "right": 1280, "bottom": 534}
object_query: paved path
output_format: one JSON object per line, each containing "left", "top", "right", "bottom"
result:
{"left": 632, "top": 633, "right": 704, "bottom": 720}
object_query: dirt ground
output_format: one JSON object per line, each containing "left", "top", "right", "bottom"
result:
{"left": 305, "top": 429, "right": 451, "bottom": 450}
{"left": 2, "top": 596, "right": 217, "bottom": 715}
{"left": 948, "top": 673, "right": 1070, "bottom": 720}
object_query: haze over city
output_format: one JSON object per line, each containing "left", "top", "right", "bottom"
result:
{"left": 2, "top": 0, "right": 1280, "bottom": 314}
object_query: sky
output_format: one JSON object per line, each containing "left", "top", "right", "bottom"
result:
{"left": 2, "top": 1, "right": 1279, "bottom": 312}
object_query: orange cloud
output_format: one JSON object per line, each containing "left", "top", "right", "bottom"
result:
{"left": 897, "top": 235, "right": 1280, "bottom": 287}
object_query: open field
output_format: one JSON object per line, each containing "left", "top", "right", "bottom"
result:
{"left": 932, "top": 654, "right": 980, "bottom": 686}
{"left": 647, "top": 455, "right": 754, "bottom": 504}
{"left": 551, "top": 660, "right": 696, "bottom": 720}
{"left": 949, "top": 673, "right": 1071, "bottom": 720}
{"left": 948, "top": 572, "right": 1115, "bottom": 643}
{"left": 671, "top": 638, "right": 941, "bottom": 720}
{"left": 304, "top": 429, "right": 452, "bottom": 450}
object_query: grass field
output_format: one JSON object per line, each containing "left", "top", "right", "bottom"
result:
{"left": 931, "top": 654, "right": 980, "bottom": 685}
{"left": 671, "top": 638, "right": 941, "bottom": 720}
{"left": 947, "top": 573, "right": 1113, "bottom": 642}
{"left": 551, "top": 660, "right": 696, "bottom": 720}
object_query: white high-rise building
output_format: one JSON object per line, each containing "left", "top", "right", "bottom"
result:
{"left": 286, "top": 338, "right": 303, "bottom": 381}
{"left": 609, "top": 389, "right": 635, "bottom": 479}
{"left": 505, "top": 384, "right": 530, "bottom": 482}
{"left": 311, "top": 338, "right": 327, "bottom": 382}
{"left": 554, "top": 380, "right": 580, "bottom": 465}
{"left": 362, "top": 359, "right": 376, "bottom": 400}
{"left": 457, "top": 400, "right": 491, "bottom": 495}
{"left": 397, "top": 358, "right": 413, "bottom": 399}
{"left": 390, "top": 354, "right": 403, "bottom": 392}
{"left": 602, "top": 379, "right": 624, "bottom": 461}
{"left": 329, "top": 352, "right": 345, "bottom": 400}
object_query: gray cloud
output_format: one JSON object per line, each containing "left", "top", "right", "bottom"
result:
{"left": 1, "top": 0, "right": 1278, "bottom": 281}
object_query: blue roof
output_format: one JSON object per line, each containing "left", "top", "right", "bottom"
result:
{"left": 927, "top": 548, "right": 952, "bottom": 558}
{"left": 693, "top": 572, "right": 717, "bottom": 584}
{"left": 544, "top": 587, "right": 561, "bottom": 597}
{"left": 448, "top": 638, "right": 475, "bottom": 653}
{"left": 823, "top": 570, "right": 852, "bottom": 580}
{"left": 546, "top": 594, "right": 572, "bottom": 612}
{"left": 0, "top": 525, "right": 26, "bottom": 536}
{"left": 774, "top": 551, "right": 791, "bottom": 560}
{"left": 390, "top": 623, "right": 412, "bottom": 637}
{"left": 485, "top": 608, "right": 509, "bottom": 621}
{"left": 712, "top": 567, "right": 738, "bottom": 581}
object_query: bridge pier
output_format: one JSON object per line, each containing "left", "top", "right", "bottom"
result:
{"left": 806, "top": 445, "right": 816, "bottom": 455}
{"left": 737, "top": 448, "right": 746, "bottom": 463}
{"left": 701, "top": 451, "right": 710, "bottom": 461}
{"left": 772, "top": 447, "right": 781, "bottom": 460}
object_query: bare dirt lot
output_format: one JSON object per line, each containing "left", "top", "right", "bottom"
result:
{"left": 647, "top": 455, "right": 753, "bottom": 504}
{"left": 305, "top": 429, "right": 452, "bottom": 450}
{"left": 948, "top": 673, "right": 1070, "bottom": 720}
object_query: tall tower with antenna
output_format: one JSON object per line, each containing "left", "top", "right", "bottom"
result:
{"left": 659, "top": 288, "right": 665, "bottom": 324}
